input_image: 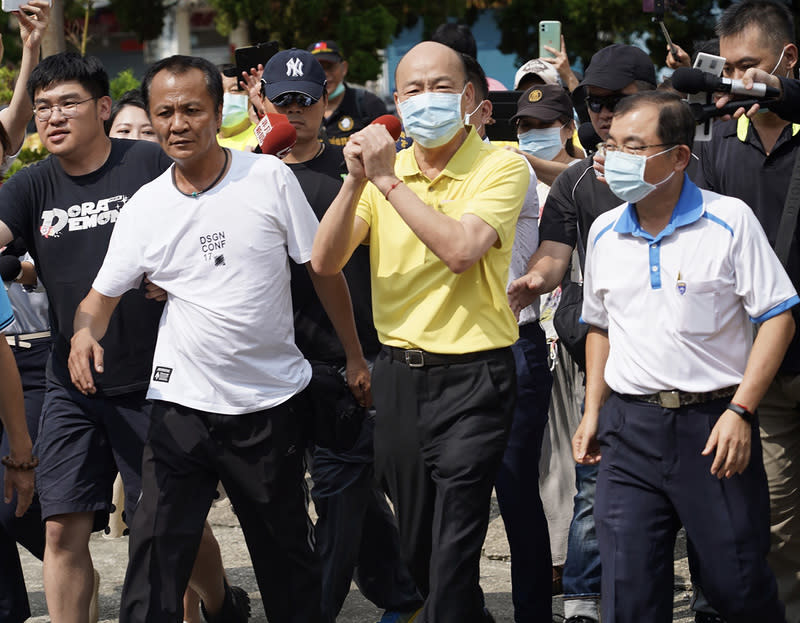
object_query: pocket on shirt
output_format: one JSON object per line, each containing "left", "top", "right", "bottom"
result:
{"left": 676, "top": 280, "right": 720, "bottom": 336}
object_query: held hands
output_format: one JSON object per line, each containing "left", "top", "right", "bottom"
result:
{"left": 345, "top": 355, "right": 372, "bottom": 408}
{"left": 572, "top": 410, "right": 601, "bottom": 465}
{"left": 344, "top": 124, "right": 397, "bottom": 183}
{"left": 702, "top": 409, "right": 752, "bottom": 478}
{"left": 68, "top": 328, "right": 104, "bottom": 396}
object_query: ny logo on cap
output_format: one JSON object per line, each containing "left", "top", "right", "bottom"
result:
{"left": 286, "top": 58, "right": 304, "bottom": 77}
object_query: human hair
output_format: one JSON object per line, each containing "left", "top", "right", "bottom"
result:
{"left": 142, "top": 55, "right": 223, "bottom": 112}
{"left": 27, "top": 52, "right": 109, "bottom": 102}
{"left": 105, "top": 88, "right": 146, "bottom": 135}
{"left": 634, "top": 79, "right": 657, "bottom": 93}
{"left": 614, "top": 91, "right": 695, "bottom": 151}
{"left": 716, "top": 1, "right": 795, "bottom": 53}
{"left": 430, "top": 22, "right": 478, "bottom": 59}
{"left": 462, "top": 53, "right": 489, "bottom": 101}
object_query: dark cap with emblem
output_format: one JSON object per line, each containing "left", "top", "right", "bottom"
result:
{"left": 510, "top": 85, "right": 574, "bottom": 124}
{"left": 307, "top": 40, "right": 343, "bottom": 63}
{"left": 577, "top": 44, "right": 656, "bottom": 91}
{"left": 261, "top": 49, "right": 327, "bottom": 101}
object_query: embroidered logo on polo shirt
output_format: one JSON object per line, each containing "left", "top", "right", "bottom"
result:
{"left": 153, "top": 366, "right": 172, "bottom": 383}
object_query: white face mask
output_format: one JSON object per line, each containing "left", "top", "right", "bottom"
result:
{"left": 398, "top": 84, "right": 467, "bottom": 148}
{"left": 604, "top": 145, "right": 678, "bottom": 204}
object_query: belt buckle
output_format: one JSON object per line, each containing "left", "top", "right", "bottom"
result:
{"left": 658, "top": 390, "right": 681, "bottom": 409}
{"left": 404, "top": 350, "right": 425, "bottom": 367}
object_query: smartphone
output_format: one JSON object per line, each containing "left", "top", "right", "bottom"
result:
{"left": 689, "top": 52, "right": 726, "bottom": 142}
{"left": 539, "top": 21, "right": 561, "bottom": 59}
{"left": 2, "top": 0, "right": 28, "bottom": 11}
{"left": 234, "top": 41, "right": 279, "bottom": 79}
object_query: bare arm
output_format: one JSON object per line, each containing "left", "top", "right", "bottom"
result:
{"left": 703, "top": 310, "right": 795, "bottom": 478}
{"left": 68, "top": 288, "right": 122, "bottom": 395}
{"left": 507, "top": 239, "right": 573, "bottom": 315}
{"left": 0, "top": 339, "right": 34, "bottom": 517}
{"left": 572, "top": 326, "right": 610, "bottom": 465}
{"left": 0, "top": 1, "right": 50, "bottom": 154}
{"left": 306, "top": 264, "right": 372, "bottom": 407}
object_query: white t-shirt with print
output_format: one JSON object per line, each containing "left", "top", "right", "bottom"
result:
{"left": 94, "top": 149, "right": 317, "bottom": 414}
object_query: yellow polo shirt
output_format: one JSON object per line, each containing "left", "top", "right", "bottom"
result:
{"left": 356, "top": 129, "right": 528, "bottom": 353}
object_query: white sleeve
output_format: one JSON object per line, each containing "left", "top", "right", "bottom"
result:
{"left": 731, "top": 201, "right": 799, "bottom": 322}
{"left": 581, "top": 220, "right": 609, "bottom": 330}
{"left": 92, "top": 198, "right": 147, "bottom": 297}
{"left": 278, "top": 165, "right": 319, "bottom": 265}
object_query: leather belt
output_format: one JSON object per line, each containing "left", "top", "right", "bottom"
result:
{"left": 619, "top": 385, "right": 737, "bottom": 409}
{"left": 384, "top": 345, "right": 510, "bottom": 368}
{"left": 6, "top": 330, "right": 51, "bottom": 349}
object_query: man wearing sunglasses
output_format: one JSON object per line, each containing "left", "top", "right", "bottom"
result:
{"left": 507, "top": 43, "right": 656, "bottom": 623}
{"left": 260, "top": 48, "right": 423, "bottom": 623}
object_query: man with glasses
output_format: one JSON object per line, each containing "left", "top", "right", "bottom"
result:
{"left": 307, "top": 40, "right": 388, "bottom": 146}
{"left": 576, "top": 89, "right": 793, "bottom": 623}
{"left": 260, "top": 48, "right": 423, "bottom": 623}
{"left": 507, "top": 43, "right": 656, "bottom": 623}
{"left": 312, "top": 41, "right": 529, "bottom": 623}
{"left": 0, "top": 52, "right": 237, "bottom": 623}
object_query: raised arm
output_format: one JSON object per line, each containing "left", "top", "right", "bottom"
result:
{"left": 68, "top": 288, "right": 122, "bottom": 395}
{"left": 0, "top": 0, "right": 51, "bottom": 155}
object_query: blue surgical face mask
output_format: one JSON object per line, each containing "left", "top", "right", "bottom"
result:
{"left": 398, "top": 85, "right": 467, "bottom": 148}
{"left": 330, "top": 82, "right": 345, "bottom": 99}
{"left": 604, "top": 145, "right": 677, "bottom": 204}
{"left": 518, "top": 126, "right": 564, "bottom": 161}
{"left": 221, "top": 93, "right": 249, "bottom": 131}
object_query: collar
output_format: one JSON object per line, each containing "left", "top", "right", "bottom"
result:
{"left": 736, "top": 114, "right": 800, "bottom": 143}
{"left": 613, "top": 173, "right": 704, "bottom": 242}
{"left": 396, "top": 126, "right": 484, "bottom": 181}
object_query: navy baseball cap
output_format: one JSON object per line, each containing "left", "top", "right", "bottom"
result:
{"left": 577, "top": 44, "right": 656, "bottom": 92}
{"left": 261, "top": 49, "right": 327, "bottom": 101}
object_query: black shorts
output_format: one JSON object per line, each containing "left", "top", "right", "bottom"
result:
{"left": 35, "top": 375, "right": 151, "bottom": 531}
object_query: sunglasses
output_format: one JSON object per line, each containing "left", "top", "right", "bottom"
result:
{"left": 585, "top": 93, "right": 626, "bottom": 113}
{"left": 269, "top": 92, "right": 318, "bottom": 108}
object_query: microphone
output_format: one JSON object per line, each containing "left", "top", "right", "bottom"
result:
{"left": 687, "top": 98, "right": 775, "bottom": 124}
{"left": 672, "top": 67, "right": 780, "bottom": 99}
{"left": 254, "top": 113, "right": 297, "bottom": 158}
{"left": 370, "top": 114, "right": 402, "bottom": 141}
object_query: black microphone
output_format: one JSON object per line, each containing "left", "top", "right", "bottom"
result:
{"left": 687, "top": 98, "right": 775, "bottom": 123}
{"left": 672, "top": 67, "right": 781, "bottom": 99}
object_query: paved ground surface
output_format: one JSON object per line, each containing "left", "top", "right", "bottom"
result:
{"left": 20, "top": 489, "right": 696, "bottom": 622}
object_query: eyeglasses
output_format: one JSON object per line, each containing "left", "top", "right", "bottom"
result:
{"left": 268, "top": 92, "right": 317, "bottom": 108}
{"left": 596, "top": 142, "right": 676, "bottom": 156}
{"left": 33, "top": 96, "right": 96, "bottom": 122}
{"left": 585, "top": 94, "right": 626, "bottom": 113}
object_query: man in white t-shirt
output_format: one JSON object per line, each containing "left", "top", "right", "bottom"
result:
{"left": 67, "top": 55, "right": 362, "bottom": 623}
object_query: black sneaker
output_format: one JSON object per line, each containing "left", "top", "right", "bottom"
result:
{"left": 695, "top": 614, "right": 726, "bottom": 623}
{"left": 565, "top": 617, "right": 598, "bottom": 623}
{"left": 201, "top": 583, "right": 251, "bottom": 623}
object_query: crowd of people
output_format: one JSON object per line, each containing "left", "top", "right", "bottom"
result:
{"left": 1, "top": 1, "right": 800, "bottom": 623}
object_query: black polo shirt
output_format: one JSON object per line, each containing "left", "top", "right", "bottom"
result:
{"left": 323, "top": 84, "right": 387, "bottom": 146}
{"left": 693, "top": 115, "right": 800, "bottom": 373}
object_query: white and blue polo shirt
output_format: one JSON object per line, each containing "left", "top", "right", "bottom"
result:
{"left": 582, "top": 174, "right": 799, "bottom": 395}
{"left": 0, "top": 285, "right": 14, "bottom": 332}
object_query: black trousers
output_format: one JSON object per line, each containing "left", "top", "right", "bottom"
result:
{"left": 372, "top": 347, "right": 516, "bottom": 623}
{"left": 0, "top": 338, "right": 49, "bottom": 623}
{"left": 119, "top": 399, "right": 321, "bottom": 623}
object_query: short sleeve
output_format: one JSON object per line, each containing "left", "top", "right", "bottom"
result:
{"left": 0, "top": 286, "right": 14, "bottom": 331}
{"left": 539, "top": 163, "right": 581, "bottom": 247}
{"left": 730, "top": 199, "right": 800, "bottom": 321}
{"left": 92, "top": 197, "right": 148, "bottom": 297}
{"left": 581, "top": 219, "right": 609, "bottom": 330}
{"left": 355, "top": 183, "right": 378, "bottom": 230}
{"left": 279, "top": 166, "right": 319, "bottom": 265}
{"left": 463, "top": 151, "right": 529, "bottom": 248}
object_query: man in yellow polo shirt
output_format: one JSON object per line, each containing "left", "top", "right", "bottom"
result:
{"left": 312, "top": 41, "right": 529, "bottom": 623}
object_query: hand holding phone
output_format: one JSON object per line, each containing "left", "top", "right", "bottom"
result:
{"left": 539, "top": 21, "right": 561, "bottom": 59}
